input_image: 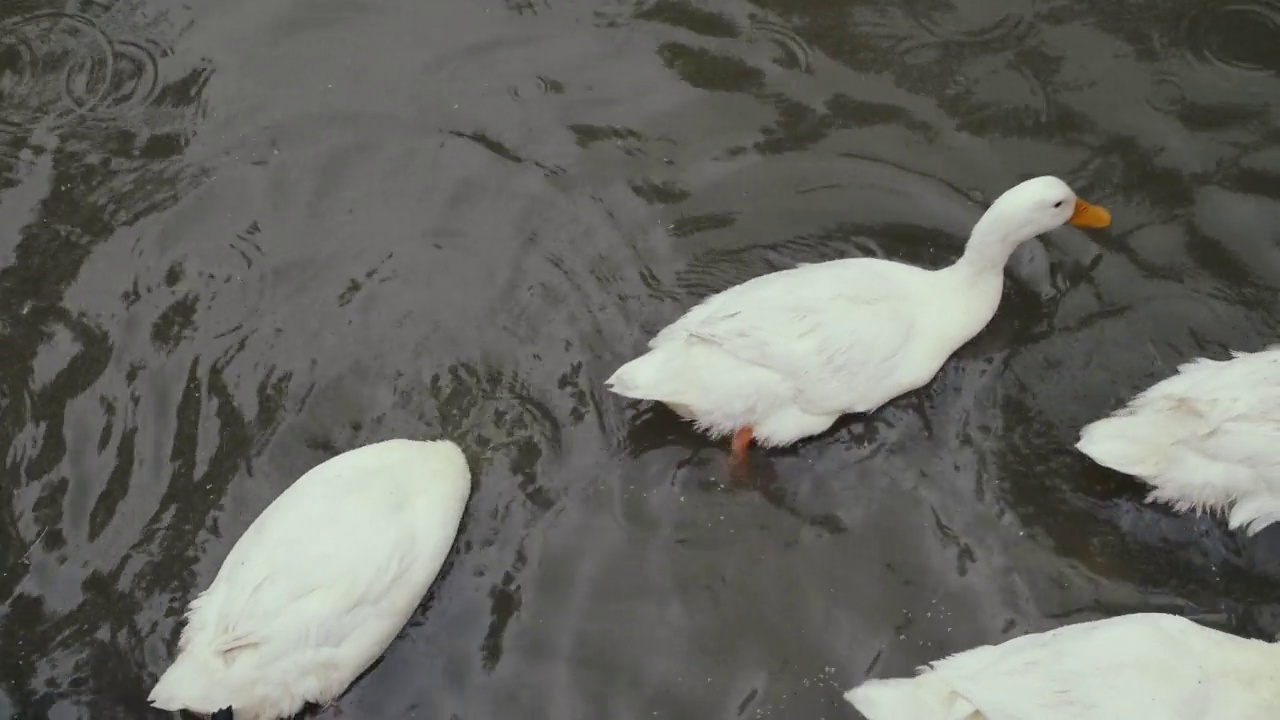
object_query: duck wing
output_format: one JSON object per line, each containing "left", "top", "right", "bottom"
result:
{"left": 653, "top": 260, "right": 916, "bottom": 416}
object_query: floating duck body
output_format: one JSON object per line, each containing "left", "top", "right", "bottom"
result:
{"left": 847, "top": 613, "right": 1280, "bottom": 719}
{"left": 148, "top": 439, "right": 472, "bottom": 720}
{"left": 607, "top": 176, "right": 1111, "bottom": 467}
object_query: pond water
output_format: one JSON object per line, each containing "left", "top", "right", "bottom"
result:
{"left": 2, "top": 0, "right": 1280, "bottom": 717}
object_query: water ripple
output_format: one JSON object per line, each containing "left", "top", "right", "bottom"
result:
{"left": 1183, "top": 0, "right": 1280, "bottom": 74}
{"left": 748, "top": 16, "right": 813, "bottom": 73}
{"left": 1147, "top": 72, "right": 1188, "bottom": 113}
{"left": 904, "top": 0, "right": 1037, "bottom": 46}
{"left": 0, "top": 11, "right": 160, "bottom": 127}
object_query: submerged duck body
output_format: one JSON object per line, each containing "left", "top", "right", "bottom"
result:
{"left": 148, "top": 439, "right": 472, "bottom": 720}
{"left": 607, "top": 176, "right": 1110, "bottom": 466}
{"left": 1077, "top": 345, "right": 1280, "bottom": 535}
{"left": 847, "top": 613, "right": 1280, "bottom": 719}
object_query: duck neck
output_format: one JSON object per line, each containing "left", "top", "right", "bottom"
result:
{"left": 949, "top": 218, "right": 1021, "bottom": 278}
{"left": 935, "top": 223, "right": 1014, "bottom": 327}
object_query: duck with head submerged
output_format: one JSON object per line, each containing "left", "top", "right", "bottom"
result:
{"left": 148, "top": 438, "right": 473, "bottom": 720}
{"left": 606, "top": 175, "right": 1112, "bottom": 475}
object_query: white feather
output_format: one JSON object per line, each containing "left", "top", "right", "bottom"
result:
{"left": 847, "top": 614, "right": 1280, "bottom": 719}
{"left": 148, "top": 439, "right": 472, "bottom": 720}
{"left": 1077, "top": 345, "right": 1280, "bottom": 534}
{"left": 607, "top": 176, "right": 1111, "bottom": 447}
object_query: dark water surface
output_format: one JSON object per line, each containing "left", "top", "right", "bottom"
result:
{"left": 3, "top": 0, "right": 1280, "bottom": 717}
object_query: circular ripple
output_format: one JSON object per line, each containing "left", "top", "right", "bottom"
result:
{"left": 103, "top": 40, "right": 160, "bottom": 109}
{"left": 1185, "top": 1, "right": 1280, "bottom": 73}
{"left": 0, "top": 32, "right": 35, "bottom": 98}
{"left": 748, "top": 17, "right": 813, "bottom": 73}
{"left": 904, "top": 0, "right": 1036, "bottom": 46}
{"left": 1146, "top": 73, "right": 1187, "bottom": 113}
{"left": 0, "top": 11, "right": 160, "bottom": 126}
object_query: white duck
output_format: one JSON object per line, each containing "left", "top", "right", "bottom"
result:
{"left": 148, "top": 438, "right": 472, "bottom": 720}
{"left": 1077, "top": 345, "right": 1280, "bottom": 535}
{"left": 846, "top": 613, "right": 1280, "bottom": 719}
{"left": 606, "top": 176, "right": 1110, "bottom": 469}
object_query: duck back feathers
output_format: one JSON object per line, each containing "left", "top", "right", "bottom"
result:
{"left": 847, "top": 614, "right": 1280, "bottom": 720}
{"left": 1077, "top": 348, "right": 1280, "bottom": 534}
{"left": 149, "top": 439, "right": 471, "bottom": 720}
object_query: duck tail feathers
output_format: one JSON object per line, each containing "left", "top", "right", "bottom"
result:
{"left": 1076, "top": 413, "right": 1175, "bottom": 478}
{"left": 148, "top": 647, "right": 233, "bottom": 715}
{"left": 845, "top": 675, "right": 976, "bottom": 720}
{"left": 605, "top": 346, "right": 687, "bottom": 401}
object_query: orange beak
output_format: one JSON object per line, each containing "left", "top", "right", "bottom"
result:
{"left": 1068, "top": 198, "right": 1111, "bottom": 229}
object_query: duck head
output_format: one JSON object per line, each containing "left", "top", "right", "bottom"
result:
{"left": 962, "top": 175, "right": 1111, "bottom": 269}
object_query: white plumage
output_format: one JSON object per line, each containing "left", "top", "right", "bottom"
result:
{"left": 148, "top": 438, "right": 472, "bottom": 720}
{"left": 1077, "top": 345, "right": 1280, "bottom": 535}
{"left": 606, "top": 176, "right": 1111, "bottom": 462}
{"left": 847, "top": 613, "right": 1280, "bottom": 719}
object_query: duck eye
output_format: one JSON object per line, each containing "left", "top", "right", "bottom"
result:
{"left": 1053, "top": 200, "right": 1064, "bottom": 208}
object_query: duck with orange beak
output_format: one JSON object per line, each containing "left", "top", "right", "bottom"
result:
{"left": 606, "top": 176, "right": 1111, "bottom": 476}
